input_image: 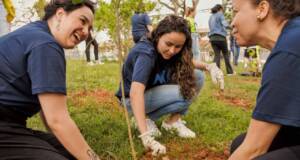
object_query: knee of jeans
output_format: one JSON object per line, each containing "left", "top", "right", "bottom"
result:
{"left": 171, "top": 101, "right": 190, "bottom": 115}
{"left": 194, "top": 69, "right": 205, "bottom": 90}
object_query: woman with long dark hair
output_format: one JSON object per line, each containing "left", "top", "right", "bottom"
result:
{"left": 116, "top": 15, "right": 205, "bottom": 155}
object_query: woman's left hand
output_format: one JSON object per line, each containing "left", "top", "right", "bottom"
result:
{"left": 206, "top": 63, "right": 224, "bottom": 90}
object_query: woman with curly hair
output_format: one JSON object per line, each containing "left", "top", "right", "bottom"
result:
{"left": 116, "top": 15, "right": 205, "bottom": 155}
{"left": 229, "top": 0, "right": 300, "bottom": 159}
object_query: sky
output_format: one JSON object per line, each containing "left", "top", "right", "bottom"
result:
{"left": 10, "top": 0, "right": 222, "bottom": 43}
{"left": 152, "top": 0, "right": 222, "bottom": 29}
{"left": 196, "top": 0, "right": 222, "bottom": 28}
{"left": 12, "top": 0, "right": 222, "bottom": 28}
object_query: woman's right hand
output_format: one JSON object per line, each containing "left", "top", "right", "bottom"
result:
{"left": 139, "top": 131, "right": 166, "bottom": 156}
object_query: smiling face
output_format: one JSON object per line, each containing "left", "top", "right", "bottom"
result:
{"left": 231, "top": 0, "right": 260, "bottom": 46}
{"left": 156, "top": 32, "right": 186, "bottom": 60}
{"left": 53, "top": 6, "right": 94, "bottom": 49}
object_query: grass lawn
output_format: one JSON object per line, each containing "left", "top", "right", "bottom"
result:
{"left": 27, "top": 59, "right": 261, "bottom": 159}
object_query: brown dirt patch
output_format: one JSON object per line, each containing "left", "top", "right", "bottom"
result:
{"left": 214, "top": 92, "right": 252, "bottom": 109}
{"left": 68, "top": 89, "right": 120, "bottom": 107}
{"left": 141, "top": 148, "right": 229, "bottom": 160}
{"left": 141, "top": 141, "right": 230, "bottom": 160}
{"left": 237, "top": 77, "right": 261, "bottom": 85}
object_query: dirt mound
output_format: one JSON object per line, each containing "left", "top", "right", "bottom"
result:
{"left": 214, "top": 92, "right": 252, "bottom": 109}
{"left": 141, "top": 148, "right": 229, "bottom": 160}
{"left": 69, "top": 89, "right": 119, "bottom": 107}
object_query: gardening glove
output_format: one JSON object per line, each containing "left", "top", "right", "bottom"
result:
{"left": 139, "top": 131, "right": 166, "bottom": 156}
{"left": 206, "top": 63, "right": 225, "bottom": 90}
{"left": 258, "top": 63, "right": 263, "bottom": 73}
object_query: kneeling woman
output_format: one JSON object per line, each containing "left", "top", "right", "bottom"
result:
{"left": 116, "top": 15, "right": 204, "bottom": 155}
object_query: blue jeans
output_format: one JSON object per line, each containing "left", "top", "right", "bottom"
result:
{"left": 125, "top": 70, "right": 205, "bottom": 121}
{"left": 191, "top": 33, "right": 201, "bottom": 61}
{"left": 230, "top": 39, "right": 240, "bottom": 66}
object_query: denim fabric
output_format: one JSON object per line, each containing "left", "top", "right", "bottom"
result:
{"left": 230, "top": 39, "right": 240, "bottom": 66}
{"left": 125, "top": 70, "right": 205, "bottom": 120}
{"left": 208, "top": 12, "right": 229, "bottom": 37}
{"left": 191, "top": 33, "right": 201, "bottom": 61}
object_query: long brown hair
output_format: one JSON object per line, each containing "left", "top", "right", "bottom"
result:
{"left": 149, "top": 15, "right": 197, "bottom": 100}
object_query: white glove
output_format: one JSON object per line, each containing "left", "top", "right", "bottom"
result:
{"left": 139, "top": 131, "right": 166, "bottom": 156}
{"left": 258, "top": 63, "right": 263, "bottom": 73}
{"left": 206, "top": 63, "right": 225, "bottom": 90}
{"left": 90, "top": 30, "right": 96, "bottom": 38}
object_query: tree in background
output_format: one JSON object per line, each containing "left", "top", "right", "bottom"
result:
{"left": 95, "top": 0, "right": 155, "bottom": 60}
{"left": 33, "top": 0, "right": 46, "bottom": 19}
{"left": 157, "top": 0, "right": 199, "bottom": 16}
{"left": 222, "top": 0, "right": 233, "bottom": 22}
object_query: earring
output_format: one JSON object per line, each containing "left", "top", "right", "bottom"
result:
{"left": 257, "top": 16, "right": 262, "bottom": 21}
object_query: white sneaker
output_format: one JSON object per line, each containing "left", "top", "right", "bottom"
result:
{"left": 146, "top": 119, "right": 162, "bottom": 137}
{"left": 227, "top": 71, "right": 236, "bottom": 76}
{"left": 161, "top": 119, "right": 196, "bottom": 138}
{"left": 87, "top": 61, "right": 94, "bottom": 66}
{"left": 96, "top": 60, "right": 104, "bottom": 65}
{"left": 131, "top": 118, "right": 161, "bottom": 137}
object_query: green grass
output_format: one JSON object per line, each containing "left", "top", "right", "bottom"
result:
{"left": 27, "top": 59, "right": 261, "bottom": 159}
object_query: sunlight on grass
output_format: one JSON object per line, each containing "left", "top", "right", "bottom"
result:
{"left": 27, "top": 59, "right": 260, "bottom": 159}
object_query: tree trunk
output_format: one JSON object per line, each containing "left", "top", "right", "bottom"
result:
{"left": 115, "top": 0, "right": 123, "bottom": 61}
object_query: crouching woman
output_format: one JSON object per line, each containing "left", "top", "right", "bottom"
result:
{"left": 116, "top": 15, "right": 204, "bottom": 155}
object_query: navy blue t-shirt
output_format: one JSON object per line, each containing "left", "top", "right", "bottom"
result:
{"left": 0, "top": 21, "right": 66, "bottom": 118}
{"left": 131, "top": 13, "right": 151, "bottom": 43}
{"left": 115, "top": 38, "right": 174, "bottom": 98}
{"left": 252, "top": 17, "right": 300, "bottom": 127}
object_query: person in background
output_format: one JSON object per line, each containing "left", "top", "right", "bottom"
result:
{"left": 230, "top": 33, "right": 240, "bottom": 66}
{"left": 185, "top": 7, "right": 201, "bottom": 62}
{"left": 0, "top": 0, "right": 100, "bottom": 159}
{"left": 131, "top": 3, "right": 153, "bottom": 43}
{"left": 208, "top": 4, "right": 234, "bottom": 75}
{"left": 229, "top": 0, "right": 300, "bottom": 159}
{"left": 85, "top": 30, "right": 103, "bottom": 65}
{"left": 241, "top": 46, "right": 262, "bottom": 77}
{"left": 185, "top": 6, "right": 225, "bottom": 90}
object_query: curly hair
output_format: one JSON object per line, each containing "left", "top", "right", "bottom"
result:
{"left": 43, "top": 0, "right": 95, "bottom": 21}
{"left": 252, "top": 0, "right": 300, "bottom": 19}
{"left": 149, "top": 15, "right": 197, "bottom": 100}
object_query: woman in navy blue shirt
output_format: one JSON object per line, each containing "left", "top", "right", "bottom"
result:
{"left": 229, "top": 0, "right": 300, "bottom": 159}
{"left": 0, "top": 0, "right": 100, "bottom": 159}
{"left": 116, "top": 15, "right": 206, "bottom": 155}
